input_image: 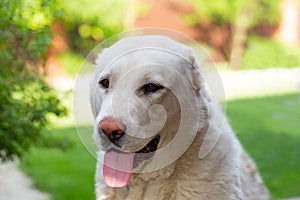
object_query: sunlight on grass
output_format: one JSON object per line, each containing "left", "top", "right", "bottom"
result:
{"left": 227, "top": 93, "right": 300, "bottom": 198}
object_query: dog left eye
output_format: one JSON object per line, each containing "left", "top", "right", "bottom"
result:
{"left": 144, "top": 83, "right": 164, "bottom": 93}
{"left": 99, "top": 78, "right": 109, "bottom": 89}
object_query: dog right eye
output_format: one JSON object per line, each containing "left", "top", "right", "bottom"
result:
{"left": 99, "top": 78, "right": 109, "bottom": 89}
{"left": 143, "top": 83, "right": 164, "bottom": 94}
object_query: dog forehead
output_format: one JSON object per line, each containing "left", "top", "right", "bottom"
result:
{"left": 102, "top": 51, "right": 189, "bottom": 89}
{"left": 105, "top": 35, "right": 193, "bottom": 59}
{"left": 95, "top": 35, "right": 194, "bottom": 71}
{"left": 94, "top": 35, "right": 196, "bottom": 88}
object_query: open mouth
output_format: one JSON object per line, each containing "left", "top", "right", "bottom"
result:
{"left": 102, "top": 135, "right": 160, "bottom": 188}
{"left": 135, "top": 135, "right": 160, "bottom": 153}
{"left": 134, "top": 135, "right": 160, "bottom": 167}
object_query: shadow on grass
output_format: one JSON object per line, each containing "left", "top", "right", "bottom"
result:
{"left": 227, "top": 93, "right": 300, "bottom": 199}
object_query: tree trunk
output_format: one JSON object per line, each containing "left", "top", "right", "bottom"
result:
{"left": 229, "top": 22, "right": 248, "bottom": 70}
{"left": 229, "top": 11, "right": 249, "bottom": 70}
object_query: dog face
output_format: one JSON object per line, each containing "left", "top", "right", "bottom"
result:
{"left": 90, "top": 36, "right": 208, "bottom": 184}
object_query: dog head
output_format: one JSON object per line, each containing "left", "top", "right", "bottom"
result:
{"left": 90, "top": 35, "right": 210, "bottom": 187}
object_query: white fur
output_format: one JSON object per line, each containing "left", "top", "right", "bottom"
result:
{"left": 90, "top": 35, "right": 270, "bottom": 200}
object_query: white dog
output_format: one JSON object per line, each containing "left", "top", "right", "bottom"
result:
{"left": 90, "top": 35, "right": 270, "bottom": 200}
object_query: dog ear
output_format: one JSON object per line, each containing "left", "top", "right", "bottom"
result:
{"left": 90, "top": 76, "right": 102, "bottom": 118}
{"left": 188, "top": 49, "right": 211, "bottom": 100}
{"left": 187, "top": 49, "right": 227, "bottom": 160}
{"left": 90, "top": 53, "right": 105, "bottom": 118}
{"left": 189, "top": 52, "right": 201, "bottom": 94}
{"left": 187, "top": 48, "right": 212, "bottom": 132}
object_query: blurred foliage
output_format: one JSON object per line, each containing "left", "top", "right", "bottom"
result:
{"left": 242, "top": 37, "right": 300, "bottom": 69}
{"left": 0, "top": 0, "right": 67, "bottom": 160}
{"left": 57, "top": 51, "right": 85, "bottom": 76}
{"left": 187, "top": 0, "right": 282, "bottom": 68}
{"left": 187, "top": 0, "right": 281, "bottom": 26}
{"left": 58, "top": 0, "right": 136, "bottom": 55}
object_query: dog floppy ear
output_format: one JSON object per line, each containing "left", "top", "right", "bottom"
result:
{"left": 90, "top": 75, "right": 102, "bottom": 118}
{"left": 90, "top": 80, "right": 101, "bottom": 118}
{"left": 187, "top": 49, "right": 227, "bottom": 160}
{"left": 187, "top": 48, "right": 211, "bottom": 100}
{"left": 186, "top": 48, "right": 212, "bottom": 132}
{"left": 89, "top": 49, "right": 113, "bottom": 118}
{"left": 189, "top": 53, "right": 201, "bottom": 94}
{"left": 89, "top": 53, "right": 106, "bottom": 118}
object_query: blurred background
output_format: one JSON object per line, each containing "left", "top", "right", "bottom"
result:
{"left": 0, "top": 0, "right": 299, "bottom": 199}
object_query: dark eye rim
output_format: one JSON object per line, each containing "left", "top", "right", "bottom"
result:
{"left": 143, "top": 83, "right": 164, "bottom": 94}
{"left": 99, "top": 78, "right": 109, "bottom": 89}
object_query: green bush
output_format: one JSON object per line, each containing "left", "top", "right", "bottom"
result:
{"left": 187, "top": 0, "right": 280, "bottom": 26}
{"left": 58, "top": 0, "right": 135, "bottom": 55}
{"left": 242, "top": 37, "right": 300, "bottom": 69}
{"left": 58, "top": 51, "right": 84, "bottom": 77}
{"left": 0, "top": 0, "right": 67, "bottom": 160}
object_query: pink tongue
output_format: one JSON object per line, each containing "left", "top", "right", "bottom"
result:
{"left": 103, "top": 149, "right": 134, "bottom": 188}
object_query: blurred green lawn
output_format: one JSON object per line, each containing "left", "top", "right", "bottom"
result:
{"left": 227, "top": 93, "right": 300, "bottom": 199}
{"left": 20, "top": 126, "right": 96, "bottom": 200}
{"left": 20, "top": 93, "right": 300, "bottom": 199}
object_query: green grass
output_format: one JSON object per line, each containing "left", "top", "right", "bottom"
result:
{"left": 227, "top": 93, "right": 300, "bottom": 198}
{"left": 20, "top": 93, "right": 300, "bottom": 199}
{"left": 20, "top": 126, "right": 96, "bottom": 200}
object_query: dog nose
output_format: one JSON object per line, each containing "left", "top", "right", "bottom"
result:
{"left": 99, "top": 117, "right": 125, "bottom": 142}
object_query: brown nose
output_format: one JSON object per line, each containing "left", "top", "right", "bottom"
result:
{"left": 99, "top": 117, "right": 125, "bottom": 142}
